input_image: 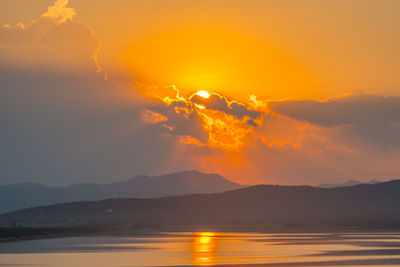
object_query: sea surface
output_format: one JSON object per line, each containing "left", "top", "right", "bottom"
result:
{"left": 1, "top": 232, "right": 400, "bottom": 266}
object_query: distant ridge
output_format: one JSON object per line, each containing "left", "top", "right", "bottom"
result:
{"left": 0, "top": 170, "right": 242, "bottom": 214}
{"left": 317, "top": 179, "right": 381, "bottom": 188}
{"left": 2, "top": 179, "right": 400, "bottom": 229}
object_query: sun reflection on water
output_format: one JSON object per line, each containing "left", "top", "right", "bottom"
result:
{"left": 192, "top": 232, "right": 217, "bottom": 265}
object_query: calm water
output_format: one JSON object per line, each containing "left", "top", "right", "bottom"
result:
{"left": 1, "top": 232, "right": 400, "bottom": 266}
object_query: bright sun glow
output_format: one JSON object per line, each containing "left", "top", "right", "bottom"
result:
{"left": 196, "top": 90, "right": 211, "bottom": 99}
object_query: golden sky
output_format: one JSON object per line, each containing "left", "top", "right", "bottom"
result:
{"left": 1, "top": 0, "right": 400, "bottom": 185}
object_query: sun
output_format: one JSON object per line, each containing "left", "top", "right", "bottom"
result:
{"left": 196, "top": 90, "right": 211, "bottom": 99}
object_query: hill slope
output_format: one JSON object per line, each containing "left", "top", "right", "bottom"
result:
{"left": 2, "top": 180, "right": 400, "bottom": 228}
{"left": 0, "top": 170, "right": 242, "bottom": 214}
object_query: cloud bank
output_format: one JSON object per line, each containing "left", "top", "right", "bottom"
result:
{"left": 269, "top": 91, "right": 400, "bottom": 149}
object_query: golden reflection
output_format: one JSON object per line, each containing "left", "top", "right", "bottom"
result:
{"left": 192, "top": 232, "right": 217, "bottom": 265}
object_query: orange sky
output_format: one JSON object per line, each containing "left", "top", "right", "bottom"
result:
{"left": 1, "top": 0, "right": 400, "bottom": 185}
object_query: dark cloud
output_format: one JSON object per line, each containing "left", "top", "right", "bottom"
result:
{"left": 269, "top": 92, "right": 400, "bottom": 148}
{"left": 246, "top": 119, "right": 257, "bottom": 127}
{"left": 148, "top": 100, "right": 209, "bottom": 143}
{"left": 190, "top": 93, "right": 261, "bottom": 120}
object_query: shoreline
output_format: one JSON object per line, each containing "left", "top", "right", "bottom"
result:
{"left": 2, "top": 224, "right": 400, "bottom": 243}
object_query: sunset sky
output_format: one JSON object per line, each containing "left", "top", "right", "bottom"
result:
{"left": 1, "top": 0, "right": 400, "bottom": 185}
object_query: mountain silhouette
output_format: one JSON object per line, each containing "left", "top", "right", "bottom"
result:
{"left": 0, "top": 170, "right": 242, "bottom": 214}
{"left": 2, "top": 179, "right": 400, "bottom": 228}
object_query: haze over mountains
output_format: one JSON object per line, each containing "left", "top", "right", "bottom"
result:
{"left": 0, "top": 170, "right": 242, "bottom": 214}
{"left": 2, "top": 179, "right": 400, "bottom": 228}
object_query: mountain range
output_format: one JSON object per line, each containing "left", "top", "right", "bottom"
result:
{"left": 2, "top": 179, "right": 400, "bottom": 229}
{"left": 0, "top": 170, "right": 242, "bottom": 214}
